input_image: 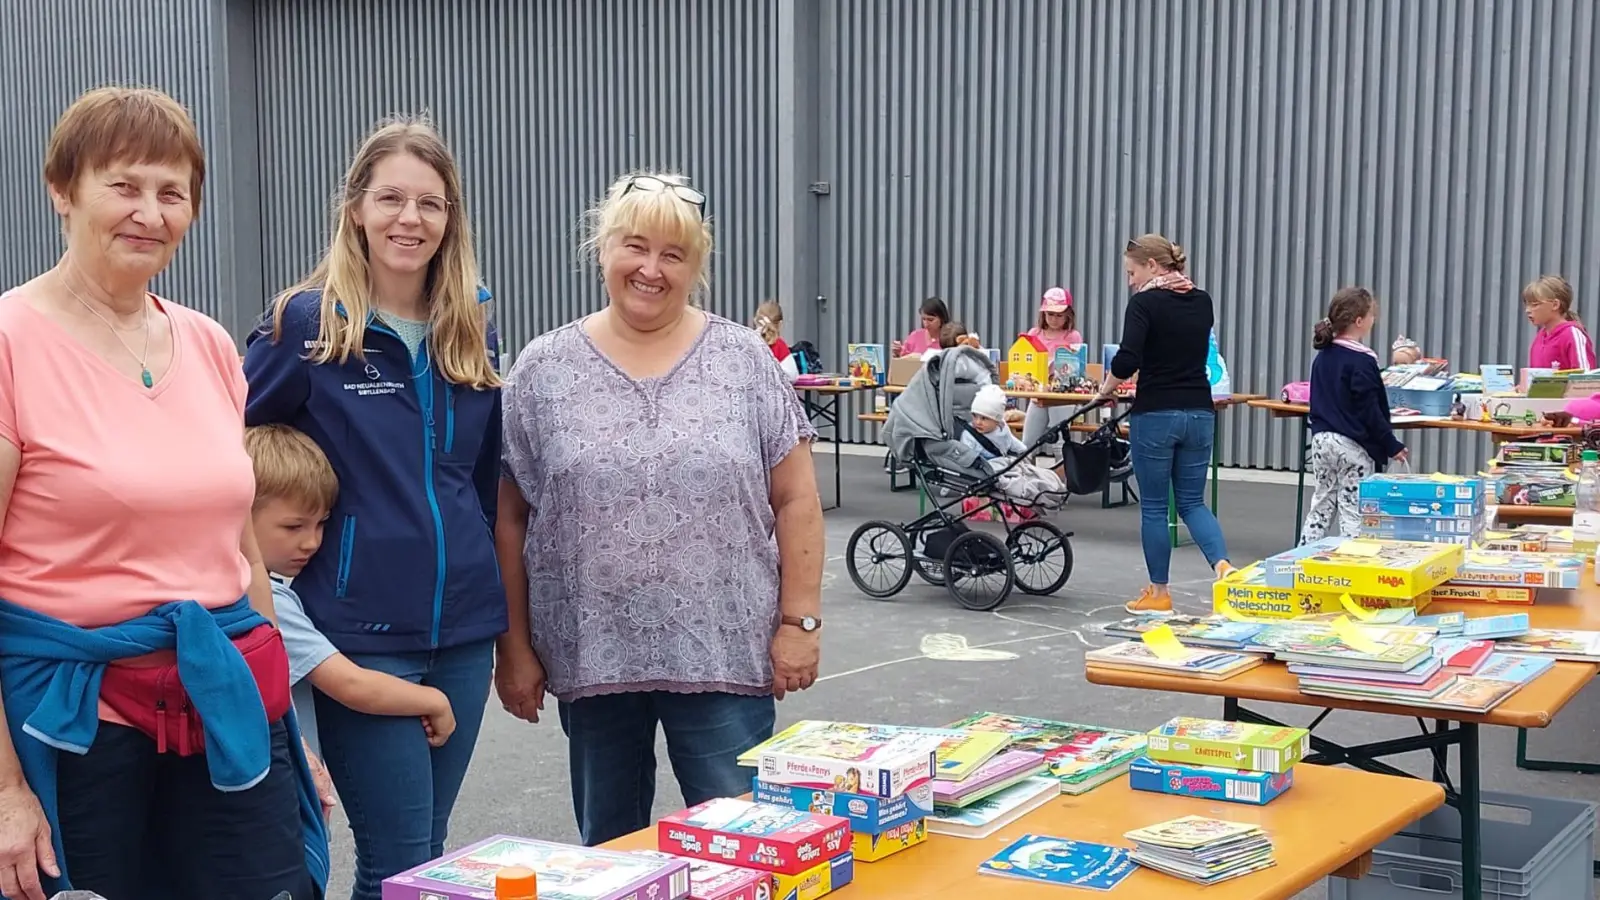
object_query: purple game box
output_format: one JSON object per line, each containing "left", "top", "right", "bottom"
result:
{"left": 380, "top": 834, "right": 692, "bottom": 900}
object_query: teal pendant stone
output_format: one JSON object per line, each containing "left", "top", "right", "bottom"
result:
{"left": 141, "top": 368, "right": 153, "bottom": 388}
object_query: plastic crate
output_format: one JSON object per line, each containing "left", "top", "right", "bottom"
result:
{"left": 1327, "top": 791, "right": 1596, "bottom": 900}
{"left": 1387, "top": 386, "right": 1456, "bottom": 416}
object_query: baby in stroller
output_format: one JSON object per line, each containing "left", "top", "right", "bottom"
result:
{"left": 962, "top": 385, "right": 1027, "bottom": 459}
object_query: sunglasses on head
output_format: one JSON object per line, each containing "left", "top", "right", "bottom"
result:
{"left": 622, "top": 174, "right": 707, "bottom": 211}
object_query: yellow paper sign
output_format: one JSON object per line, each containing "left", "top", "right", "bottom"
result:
{"left": 1335, "top": 540, "right": 1384, "bottom": 557}
{"left": 1140, "top": 625, "right": 1190, "bottom": 661}
{"left": 1331, "top": 616, "right": 1386, "bottom": 654}
{"left": 1466, "top": 551, "right": 1502, "bottom": 566}
{"left": 1216, "top": 603, "right": 1248, "bottom": 621}
{"left": 1429, "top": 473, "right": 1465, "bottom": 483}
{"left": 1340, "top": 593, "right": 1377, "bottom": 621}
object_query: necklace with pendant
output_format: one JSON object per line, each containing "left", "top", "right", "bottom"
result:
{"left": 60, "top": 270, "right": 153, "bottom": 387}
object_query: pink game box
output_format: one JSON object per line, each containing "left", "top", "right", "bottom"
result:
{"left": 633, "top": 850, "right": 774, "bottom": 900}
{"left": 380, "top": 834, "right": 690, "bottom": 900}
{"left": 657, "top": 797, "right": 851, "bottom": 877}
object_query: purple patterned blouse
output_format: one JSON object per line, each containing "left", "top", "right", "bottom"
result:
{"left": 500, "top": 314, "right": 817, "bottom": 702}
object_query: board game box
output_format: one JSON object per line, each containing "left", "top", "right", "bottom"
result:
{"left": 1360, "top": 514, "right": 1482, "bottom": 537}
{"left": 849, "top": 818, "right": 926, "bottom": 862}
{"left": 1358, "top": 473, "right": 1485, "bottom": 503}
{"left": 756, "top": 728, "right": 941, "bottom": 799}
{"left": 658, "top": 798, "right": 851, "bottom": 876}
{"left": 632, "top": 851, "right": 772, "bottom": 900}
{"left": 751, "top": 779, "right": 931, "bottom": 834}
{"left": 1294, "top": 539, "right": 1463, "bottom": 598}
{"left": 1145, "top": 718, "right": 1309, "bottom": 774}
{"left": 1451, "top": 551, "right": 1586, "bottom": 589}
{"left": 1260, "top": 537, "right": 1345, "bottom": 587}
{"left": 1358, "top": 497, "right": 1481, "bottom": 518}
{"left": 772, "top": 852, "right": 853, "bottom": 900}
{"left": 381, "top": 835, "right": 691, "bottom": 900}
{"left": 1428, "top": 582, "right": 1537, "bottom": 605}
{"left": 1127, "top": 756, "right": 1294, "bottom": 806}
{"left": 1213, "top": 564, "right": 1429, "bottom": 619}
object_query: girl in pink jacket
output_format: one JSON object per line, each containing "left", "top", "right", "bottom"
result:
{"left": 1525, "top": 275, "right": 1596, "bottom": 370}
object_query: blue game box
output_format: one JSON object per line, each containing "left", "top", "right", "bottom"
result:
{"left": 752, "top": 778, "right": 931, "bottom": 835}
{"left": 1127, "top": 756, "right": 1293, "bottom": 806}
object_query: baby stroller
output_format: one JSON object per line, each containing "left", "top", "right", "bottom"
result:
{"left": 846, "top": 346, "right": 1131, "bottom": 611}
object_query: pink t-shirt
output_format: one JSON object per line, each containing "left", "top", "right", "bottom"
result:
{"left": 900, "top": 327, "right": 938, "bottom": 356}
{"left": 0, "top": 293, "right": 254, "bottom": 629}
{"left": 1529, "top": 320, "right": 1597, "bottom": 371}
{"left": 1025, "top": 327, "right": 1084, "bottom": 355}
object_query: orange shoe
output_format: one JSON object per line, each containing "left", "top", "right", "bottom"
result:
{"left": 1125, "top": 587, "right": 1173, "bottom": 615}
{"left": 1215, "top": 560, "right": 1236, "bottom": 579}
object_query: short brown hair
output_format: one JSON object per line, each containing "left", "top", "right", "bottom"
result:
{"left": 245, "top": 425, "right": 338, "bottom": 513}
{"left": 44, "top": 86, "right": 206, "bottom": 212}
{"left": 939, "top": 321, "right": 968, "bottom": 348}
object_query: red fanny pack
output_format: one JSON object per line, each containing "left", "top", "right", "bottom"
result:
{"left": 99, "top": 623, "right": 292, "bottom": 756}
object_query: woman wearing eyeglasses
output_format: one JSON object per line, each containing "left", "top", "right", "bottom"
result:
{"left": 494, "top": 171, "right": 825, "bottom": 846}
{"left": 242, "top": 118, "right": 505, "bottom": 900}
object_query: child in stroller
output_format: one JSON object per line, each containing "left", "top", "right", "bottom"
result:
{"left": 851, "top": 346, "right": 1127, "bottom": 610}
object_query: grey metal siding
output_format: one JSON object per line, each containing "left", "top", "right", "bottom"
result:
{"left": 251, "top": 0, "right": 781, "bottom": 365}
{"left": 821, "top": 0, "right": 1600, "bottom": 470}
{"left": 0, "top": 1, "right": 230, "bottom": 322}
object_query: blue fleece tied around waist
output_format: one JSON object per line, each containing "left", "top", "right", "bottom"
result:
{"left": 0, "top": 597, "right": 330, "bottom": 896}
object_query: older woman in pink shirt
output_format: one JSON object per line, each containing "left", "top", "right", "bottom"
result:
{"left": 0, "top": 87, "right": 324, "bottom": 900}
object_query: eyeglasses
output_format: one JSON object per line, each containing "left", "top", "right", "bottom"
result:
{"left": 361, "top": 187, "right": 452, "bottom": 222}
{"left": 622, "top": 175, "right": 706, "bottom": 211}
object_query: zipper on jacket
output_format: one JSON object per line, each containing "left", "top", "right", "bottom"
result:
{"left": 336, "top": 515, "right": 357, "bottom": 598}
{"left": 444, "top": 385, "right": 456, "bottom": 453}
{"left": 372, "top": 321, "right": 449, "bottom": 648}
{"left": 155, "top": 698, "right": 168, "bottom": 754}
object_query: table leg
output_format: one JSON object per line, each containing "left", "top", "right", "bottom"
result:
{"left": 1293, "top": 415, "right": 1309, "bottom": 544}
{"left": 1459, "top": 722, "right": 1482, "bottom": 900}
{"left": 1515, "top": 726, "right": 1600, "bottom": 774}
{"left": 831, "top": 394, "right": 842, "bottom": 511}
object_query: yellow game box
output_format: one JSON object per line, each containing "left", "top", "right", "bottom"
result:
{"left": 774, "top": 852, "right": 854, "bottom": 900}
{"left": 1212, "top": 564, "right": 1432, "bottom": 619}
{"left": 1294, "top": 539, "right": 1463, "bottom": 599}
{"left": 1427, "top": 582, "right": 1537, "bottom": 605}
{"left": 850, "top": 818, "right": 925, "bottom": 862}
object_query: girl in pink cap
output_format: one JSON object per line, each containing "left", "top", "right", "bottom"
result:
{"left": 1020, "top": 287, "right": 1085, "bottom": 444}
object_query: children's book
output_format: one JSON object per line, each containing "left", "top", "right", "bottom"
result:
{"left": 1262, "top": 632, "right": 1435, "bottom": 672}
{"left": 1473, "top": 652, "right": 1556, "bottom": 685}
{"left": 737, "top": 721, "right": 1008, "bottom": 782}
{"left": 976, "top": 834, "right": 1137, "bottom": 891}
{"left": 1493, "top": 629, "right": 1600, "bottom": 662}
{"left": 926, "top": 776, "right": 1059, "bottom": 839}
{"left": 846, "top": 343, "right": 886, "bottom": 385}
{"left": 931, "top": 749, "right": 1048, "bottom": 807}
{"left": 1412, "top": 611, "right": 1467, "bottom": 635}
{"left": 1085, "top": 641, "right": 1265, "bottom": 680}
{"left": 1288, "top": 654, "right": 1443, "bottom": 685}
{"left": 1459, "top": 613, "right": 1532, "bottom": 640}
{"left": 1124, "top": 816, "right": 1276, "bottom": 885}
{"left": 1101, "top": 614, "right": 1266, "bottom": 650}
{"left": 945, "top": 713, "right": 1146, "bottom": 793}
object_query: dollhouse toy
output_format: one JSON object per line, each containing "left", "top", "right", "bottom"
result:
{"left": 1007, "top": 334, "right": 1050, "bottom": 386}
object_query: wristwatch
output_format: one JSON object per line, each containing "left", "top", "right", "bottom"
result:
{"left": 781, "top": 614, "right": 822, "bottom": 633}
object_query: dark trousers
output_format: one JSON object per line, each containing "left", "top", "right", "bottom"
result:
{"left": 56, "top": 719, "right": 314, "bottom": 900}
{"left": 558, "top": 690, "right": 776, "bottom": 846}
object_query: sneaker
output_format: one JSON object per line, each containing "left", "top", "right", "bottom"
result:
{"left": 1215, "top": 560, "right": 1236, "bottom": 579}
{"left": 1125, "top": 588, "right": 1173, "bottom": 615}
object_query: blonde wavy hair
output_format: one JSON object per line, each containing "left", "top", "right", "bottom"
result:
{"left": 270, "top": 116, "right": 499, "bottom": 389}
{"left": 581, "top": 170, "right": 714, "bottom": 300}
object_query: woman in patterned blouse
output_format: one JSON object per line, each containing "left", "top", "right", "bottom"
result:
{"left": 494, "top": 172, "right": 825, "bottom": 846}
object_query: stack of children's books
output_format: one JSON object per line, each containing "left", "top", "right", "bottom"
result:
{"left": 736, "top": 720, "right": 941, "bottom": 866}
{"left": 657, "top": 797, "right": 854, "bottom": 900}
{"left": 1132, "top": 717, "right": 1304, "bottom": 807}
{"left": 381, "top": 835, "right": 694, "bottom": 900}
{"left": 947, "top": 712, "right": 1148, "bottom": 796}
{"left": 1125, "top": 816, "right": 1277, "bottom": 885}
{"left": 1084, "top": 637, "right": 1265, "bottom": 680}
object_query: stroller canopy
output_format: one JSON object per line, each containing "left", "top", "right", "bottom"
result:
{"left": 882, "top": 346, "right": 998, "bottom": 478}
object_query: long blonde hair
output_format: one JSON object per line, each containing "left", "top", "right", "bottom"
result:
{"left": 752, "top": 300, "right": 783, "bottom": 343}
{"left": 269, "top": 116, "right": 500, "bottom": 389}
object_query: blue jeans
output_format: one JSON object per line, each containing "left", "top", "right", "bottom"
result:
{"left": 558, "top": 691, "right": 776, "bottom": 846}
{"left": 314, "top": 638, "right": 494, "bottom": 900}
{"left": 1129, "top": 409, "right": 1229, "bottom": 584}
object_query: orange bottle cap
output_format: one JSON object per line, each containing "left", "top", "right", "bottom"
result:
{"left": 496, "top": 865, "right": 539, "bottom": 898}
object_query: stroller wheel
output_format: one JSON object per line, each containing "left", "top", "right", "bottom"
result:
{"left": 846, "top": 521, "right": 914, "bottom": 599}
{"left": 942, "top": 531, "right": 1014, "bottom": 612}
{"left": 1007, "top": 521, "right": 1074, "bottom": 596}
{"left": 912, "top": 556, "right": 947, "bottom": 586}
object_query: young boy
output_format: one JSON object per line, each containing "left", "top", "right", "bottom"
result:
{"left": 246, "top": 424, "right": 456, "bottom": 757}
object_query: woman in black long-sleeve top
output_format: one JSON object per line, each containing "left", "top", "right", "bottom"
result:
{"left": 1096, "top": 234, "right": 1233, "bottom": 615}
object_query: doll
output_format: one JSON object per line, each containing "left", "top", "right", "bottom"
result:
{"left": 1391, "top": 335, "right": 1422, "bottom": 366}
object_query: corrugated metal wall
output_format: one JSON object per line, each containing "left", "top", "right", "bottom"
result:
{"left": 821, "top": 0, "right": 1600, "bottom": 471}
{"left": 5, "top": 1, "right": 1595, "bottom": 472}
{"left": 0, "top": 1, "right": 229, "bottom": 320}
{"left": 251, "top": 0, "right": 781, "bottom": 367}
